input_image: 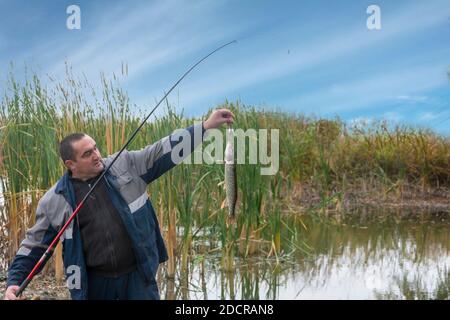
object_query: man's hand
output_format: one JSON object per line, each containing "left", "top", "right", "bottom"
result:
{"left": 203, "top": 108, "right": 234, "bottom": 130}
{"left": 4, "top": 286, "right": 25, "bottom": 300}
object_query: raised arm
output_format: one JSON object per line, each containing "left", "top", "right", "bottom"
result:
{"left": 126, "top": 108, "right": 234, "bottom": 184}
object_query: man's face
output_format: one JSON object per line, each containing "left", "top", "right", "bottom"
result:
{"left": 65, "top": 135, "right": 104, "bottom": 180}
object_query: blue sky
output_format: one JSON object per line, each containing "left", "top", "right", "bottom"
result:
{"left": 1, "top": 0, "right": 449, "bottom": 135}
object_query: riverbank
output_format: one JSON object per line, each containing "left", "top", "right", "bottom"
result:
{"left": 287, "top": 181, "right": 450, "bottom": 214}
{"left": 0, "top": 272, "right": 69, "bottom": 300}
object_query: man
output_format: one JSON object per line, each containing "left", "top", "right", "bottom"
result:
{"left": 4, "top": 108, "right": 234, "bottom": 300}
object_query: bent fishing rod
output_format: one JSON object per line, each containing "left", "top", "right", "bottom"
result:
{"left": 15, "top": 40, "right": 237, "bottom": 297}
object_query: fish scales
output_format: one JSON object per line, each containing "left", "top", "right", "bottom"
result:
{"left": 224, "top": 126, "right": 237, "bottom": 217}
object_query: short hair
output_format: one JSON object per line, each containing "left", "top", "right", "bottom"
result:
{"left": 59, "top": 133, "right": 86, "bottom": 162}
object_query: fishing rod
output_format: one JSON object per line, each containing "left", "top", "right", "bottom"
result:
{"left": 15, "top": 40, "right": 237, "bottom": 297}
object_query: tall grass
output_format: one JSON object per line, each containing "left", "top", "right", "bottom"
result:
{"left": 0, "top": 70, "right": 449, "bottom": 280}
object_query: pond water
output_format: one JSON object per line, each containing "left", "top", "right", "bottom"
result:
{"left": 0, "top": 206, "right": 448, "bottom": 300}
{"left": 158, "top": 211, "right": 450, "bottom": 300}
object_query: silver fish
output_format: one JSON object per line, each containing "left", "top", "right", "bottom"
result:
{"left": 224, "top": 126, "right": 237, "bottom": 217}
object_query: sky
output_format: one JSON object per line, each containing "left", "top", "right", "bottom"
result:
{"left": 0, "top": 0, "right": 449, "bottom": 135}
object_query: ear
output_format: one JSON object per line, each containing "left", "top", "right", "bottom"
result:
{"left": 64, "top": 159, "right": 76, "bottom": 171}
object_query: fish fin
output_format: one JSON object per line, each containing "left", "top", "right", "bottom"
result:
{"left": 220, "top": 198, "right": 227, "bottom": 209}
{"left": 226, "top": 215, "right": 236, "bottom": 226}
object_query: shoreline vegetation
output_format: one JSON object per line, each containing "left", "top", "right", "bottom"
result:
{"left": 0, "top": 71, "right": 449, "bottom": 298}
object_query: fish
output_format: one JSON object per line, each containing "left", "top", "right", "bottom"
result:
{"left": 224, "top": 125, "right": 237, "bottom": 218}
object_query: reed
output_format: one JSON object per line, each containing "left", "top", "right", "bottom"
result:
{"left": 0, "top": 71, "right": 448, "bottom": 280}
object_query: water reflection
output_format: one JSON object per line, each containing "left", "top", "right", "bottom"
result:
{"left": 157, "top": 212, "right": 450, "bottom": 299}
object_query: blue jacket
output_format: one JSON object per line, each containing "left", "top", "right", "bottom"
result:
{"left": 7, "top": 123, "right": 205, "bottom": 299}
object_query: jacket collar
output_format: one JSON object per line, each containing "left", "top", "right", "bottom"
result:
{"left": 55, "top": 163, "right": 111, "bottom": 194}
{"left": 55, "top": 169, "right": 117, "bottom": 207}
{"left": 55, "top": 171, "right": 76, "bottom": 210}
{"left": 55, "top": 171, "right": 71, "bottom": 195}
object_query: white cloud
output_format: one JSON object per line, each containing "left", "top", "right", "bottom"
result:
{"left": 45, "top": 1, "right": 260, "bottom": 85}
{"left": 396, "top": 95, "right": 428, "bottom": 102}
{"left": 419, "top": 112, "right": 439, "bottom": 121}
{"left": 280, "top": 61, "right": 448, "bottom": 114}
{"left": 47, "top": 1, "right": 187, "bottom": 77}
